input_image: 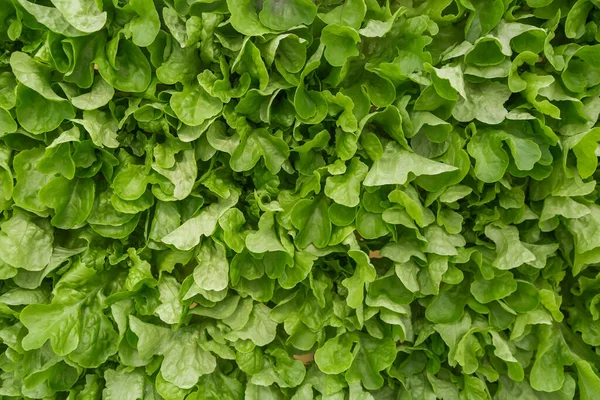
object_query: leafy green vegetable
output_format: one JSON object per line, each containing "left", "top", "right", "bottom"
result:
{"left": 1, "top": 0, "right": 600, "bottom": 398}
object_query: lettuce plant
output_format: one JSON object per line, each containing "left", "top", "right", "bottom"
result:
{"left": 0, "top": 0, "right": 600, "bottom": 398}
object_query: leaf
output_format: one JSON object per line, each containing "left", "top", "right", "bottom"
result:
{"left": 346, "top": 334, "right": 396, "bottom": 390}
{"left": 156, "top": 39, "right": 202, "bottom": 84}
{"left": 14, "top": 0, "right": 86, "bottom": 36}
{"left": 426, "top": 63, "right": 466, "bottom": 100}
{"left": 325, "top": 158, "right": 368, "bottom": 207}
{"left": 318, "top": 0, "right": 366, "bottom": 30}
{"left": 315, "top": 332, "right": 395, "bottom": 390}
{"left": 575, "top": 360, "right": 600, "bottom": 400}
{"left": 194, "top": 238, "right": 229, "bottom": 291}
{"left": 39, "top": 177, "right": 95, "bottom": 229}
{"left": 467, "top": 129, "right": 541, "bottom": 183}
{"left": 125, "top": 0, "right": 160, "bottom": 47}
{"left": 10, "top": 52, "right": 65, "bottom": 101}
{"left": 314, "top": 332, "right": 354, "bottom": 374}
{"left": 251, "top": 348, "right": 306, "bottom": 387}
{"left": 162, "top": 192, "right": 239, "bottom": 250}
{"left": 364, "top": 142, "right": 457, "bottom": 186}
{"left": 470, "top": 272, "right": 517, "bottom": 303}
{"left": 219, "top": 208, "right": 246, "bottom": 253}
{"left": 125, "top": 248, "right": 156, "bottom": 291}
{"left": 258, "top": 0, "right": 317, "bottom": 31}
{"left": 245, "top": 211, "right": 286, "bottom": 253}
{"left": 530, "top": 325, "right": 573, "bottom": 392}
{"left": 290, "top": 196, "right": 332, "bottom": 248}
{"left": 163, "top": 7, "right": 202, "bottom": 48}
{"left": 21, "top": 263, "right": 117, "bottom": 361}
{"left": 359, "top": 7, "right": 405, "bottom": 38}
{"left": 130, "top": 316, "right": 217, "bottom": 389}
{"left": 15, "top": 85, "right": 75, "bottom": 134}
{"left": 95, "top": 39, "right": 151, "bottom": 92}
{"left": 13, "top": 148, "right": 52, "bottom": 215}
{"left": 113, "top": 163, "right": 149, "bottom": 201}
{"left": 66, "top": 76, "right": 114, "bottom": 110}
{"left": 103, "top": 369, "right": 145, "bottom": 400}
{"left": 568, "top": 127, "right": 600, "bottom": 179}
{"left": 230, "top": 128, "right": 289, "bottom": 174}
{"left": 426, "top": 281, "right": 469, "bottom": 324}
{"left": 72, "top": 110, "right": 119, "bottom": 148}
{"left": 342, "top": 249, "right": 376, "bottom": 308}
{"left": 321, "top": 25, "right": 360, "bottom": 67}
{"left": 171, "top": 81, "right": 223, "bottom": 126}
{"left": 452, "top": 81, "right": 511, "bottom": 125}
{"left": 245, "top": 383, "right": 282, "bottom": 400}
{"left": 194, "top": 370, "right": 244, "bottom": 400}
{"left": 152, "top": 148, "right": 197, "bottom": 200}
{"left": 225, "top": 303, "right": 277, "bottom": 346}
{"left": 0, "top": 108, "right": 16, "bottom": 135}
{"left": 565, "top": 0, "right": 593, "bottom": 39}
{"left": 232, "top": 38, "right": 269, "bottom": 90}
{"left": 68, "top": 296, "right": 119, "bottom": 368}
{"left": 154, "top": 274, "right": 185, "bottom": 325}
{"left": 50, "top": 0, "right": 107, "bottom": 33}
{"left": 484, "top": 225, "right": 536, "bottom": 270}
{"left": 0, "top": 212, "right": 53, "bottom": 271}
{"left": 227, "top": 0, "right": 275, "bottom": 36}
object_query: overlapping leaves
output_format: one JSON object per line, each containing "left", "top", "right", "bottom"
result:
{"left": 0, "top": 0, "right": 600, "bottom": 399}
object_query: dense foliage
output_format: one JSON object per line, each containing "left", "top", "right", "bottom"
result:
{"left": 1, "top": 0, "right": 600, "bottom": 398}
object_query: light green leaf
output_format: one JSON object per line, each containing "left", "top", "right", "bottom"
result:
{"left": 73, "top": 109, "right": 119, "bottom": 148}
{"left": 50, "top": 0, "right": 107, "bottom": 33}
{"left": 171, "top": 81, "right": 223, "bottom": 126}
{"left": 321, "top": 25, "right": 360, "bottom": 67}
{"left": 67, "top": 76, "right": 114, "bottom": 110}
{"left": 364, "top": 142, "right": 457, "bottom": 186}
{"left": 152, "top": 148, "right": 197, "bottom": 200}
{"left": 130, "top": 316, "right": 217, "bottom": 389}
{"left": 162, "top": 192, "right": 239, "bottom": 250}
{"left": 346, "top": 334, "right": 396, "bottom": 390}
{"left": 230, "top": 128, "right": 289, "bottom": 174}
{"left": 225, "top": 303, "right": 277, "bottom": 346}
{"left": 0, "top": 212, "right": 53, "bottom": 271}
{"left": 154, "top": 274, "right": 185, "bottom": 325}
{"left": 452, "top": 81, "right": 511, "bottom": 125}
{"left": 318, "top": 0, "right": 366, "bottom": 30}
{"left": 258, "top": 0, "right": 317, "bottom": 31}
{"left": 103, "top": 369, "right": 145, "bottom": 400}
{"left": 314, "top": 333, "right": 354, "bottom": 374}
{"left": 325, "top": 158, "right": 368, "bottom": 207}
{"left": 245, "top": 211, "right": 286, "bottom": 253}
{"left": 13, "top": 148, "right": 52, "bottom": 215}
{"left": 16, "top": 85, "right": 75, "bottom": 134}
{"left": 291, "top": 196, "right": 332, "bottom": 248}
{"left": 39, "top": 177, "right": 95, "bottom": 229}
{"left": 15, "top": 0, "right": 86, "bottom": 36}
{"left": 194, "top": 238, "right": 229, "bottom": 292}
{"left": 125, "top": 0, "right": 160, "bottom": 47}
{"left": 10, "top": 52, "right": 65, "bottom": 101}
{"left": 484, "top": 225, "right": 536, "bottom": 270}
{"left": 227, "top": 0, "right": 275, "bottom": 36}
